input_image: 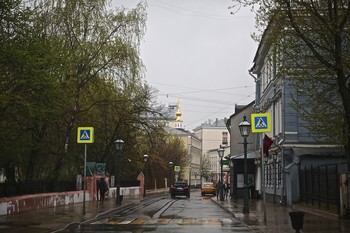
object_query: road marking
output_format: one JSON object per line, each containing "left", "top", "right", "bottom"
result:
{"left": 171, "top": 218, "right": 183, "bottom": 224}
{"left": 144, "top": 219, "right": 158, "bottom": 225}
{"left": 119, "top": 218, "right": 136, "bottom": 224}
{"left": 131, "top": 218, "right": 146, "bottom": 225}
{"left": 91, "top": 217, "right": 237, "bottom": 226}
{"left": 157, "top": 218, "right": 171, "bottom": 224}
{"left": 106, "top": 218, "right": 124, "bottom": 224}
{"left": 181, "top": 218, "right": 196, "bottom": 225}
{"left": 91, "top": 219, "right": 109, "bottom": 224}
{"left": 220, "top": 218, "right": 233, "bottom": 225}
{"left": 205, "top": 218, "right": 221, "bottom": 225}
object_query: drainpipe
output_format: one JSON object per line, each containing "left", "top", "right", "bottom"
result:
{"left": 276, "top": 139, "right": 286, "bottom": 205}
{"left": 248, "top": 69, "right": 257, "bottom": 82}
{"left": 249, "top": 69, "right": 260, "bottom": 112}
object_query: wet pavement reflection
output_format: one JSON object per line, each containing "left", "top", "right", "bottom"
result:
{"left": 213, "top": 197, "right": 350, "bottom": 233}
{"left": 0, "top": 190, "right": 350, "bottom": 233}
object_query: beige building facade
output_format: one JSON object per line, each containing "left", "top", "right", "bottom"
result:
{"left": 193, "top": 119, "right": 230, "bottom": 182}
{"left": 164, "top": 100, "right": 202, "bottom": 186}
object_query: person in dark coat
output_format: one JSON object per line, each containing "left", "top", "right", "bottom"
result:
{"left": 96, "top": 179, "right": 100, "bottom": 201}
{"left": 223, "top": 183, "right": 229, "bottom": 200}
{"left": 248, "top": 177, "right": 255, "bottom": 199}
{"left": 99, "top": 177, "right": 108, "bottom": 202}
{"left": 216, "top": 182, "right": 222, "bottom": 200}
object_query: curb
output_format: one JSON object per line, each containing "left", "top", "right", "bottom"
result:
{"left": 211, "top": 198, "right": 236, "bottom": 218}
{"left": 211, "top": 198, "right": 256, "bottom": 231}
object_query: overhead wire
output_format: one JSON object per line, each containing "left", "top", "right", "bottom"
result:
{"left": 150, "top": 80, "right": 255, "bottom": 126}
{"left": 140, "top": 0, "right": 256, "bottom": 127}
{"left": 148, "top": 0, "right": 238, "bottom": 21}
{"left": 182, "top": 92, "right": 255, "bottom": 127}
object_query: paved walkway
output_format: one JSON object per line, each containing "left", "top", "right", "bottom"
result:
{"left": 212, "top": 197, "right": 350, "bottom": 233}
{"left": 1, "top": 191, "right": 350, "bottom": 233}
{"left": 0, "top": 196, "right": 141, "bottom": 233}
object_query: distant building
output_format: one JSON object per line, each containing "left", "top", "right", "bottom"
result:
{"left": 162, "top": 100, "right": 201, "bottom": 186}
{"left": 193, "top": 118, "right": 230, "bottom": 182}
{"left": 162, "top": 99, "right": 184, "bottom": 129}
{"left": 226, "top": 101, "right": 257, "bottom": 198}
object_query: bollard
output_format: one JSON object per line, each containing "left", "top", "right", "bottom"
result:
{"left": 289, "top": 211, "right": 305, "bottom": 233}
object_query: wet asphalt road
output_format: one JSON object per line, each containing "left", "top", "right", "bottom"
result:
{"left": 57, "top": 190, "right": 254, "bottom": 233}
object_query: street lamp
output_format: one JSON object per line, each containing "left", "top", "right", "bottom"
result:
{"left": 168, "top": 162, "right": 173, "bottom": 187}
{"left": 217, "top": 147, "right": 225, "bottom": 201}
{"left": 238, "top": 115, "right": 251, "bottom": 214}
{"left": 229, "top": 158, "right": 234, "bottom": 199}
{"left": 143, "top": 154, "right": 149, "bottom": 197}
{"left": 115, "top": 139, "right": 124, "bottom": 205}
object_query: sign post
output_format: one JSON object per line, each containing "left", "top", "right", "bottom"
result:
{"left": 251, "top": 113, "right": 271, "bottom": 225}
{"left": 77, "top": 127, "right": 94, "bottom": 215}
{"left": 174, "top": 166, "right": 180, "bottom": 182}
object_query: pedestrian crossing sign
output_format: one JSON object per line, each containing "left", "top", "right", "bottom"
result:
{"left": 77, "top": 127, "right": 94, "bottom": 143}
{"left": 251, "top": 113, "right": 271, "bottom": 133}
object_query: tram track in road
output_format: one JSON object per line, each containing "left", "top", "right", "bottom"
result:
{"left": 116, "top": 196, "right": 176, "bottom": 218}
{"left": 56, "top": 192, "right": 256, "bottom": 233}
{"left": 85, "top": 195, "right": 243, "bottom": 227}
{"left": 84, "top": 196, "right": 177, "bottom": 225}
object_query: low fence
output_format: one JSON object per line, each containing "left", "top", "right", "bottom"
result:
{"left": 0, "top": 179, "right": 140, "bottom": 198}
{"left": 0, "top": 174, "right": 145, "bottom": 216}
{"left": 0, "top": 186, "right": 142, "bottom": 216}
{"left": 299, "top": 164, "right": 340, "bottom": 214}
{"left": 0, "top": 181, "right": 76, "bottom": 197}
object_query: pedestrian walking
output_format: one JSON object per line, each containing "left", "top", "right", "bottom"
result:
{"left": 98, "top": 177, "right": 108, "bottom": 202}
{"left": 248, "top": 177, "right": 254, "bottom": 199}
{"left": 216, "top": 182, "right": 222, "bottom": 200}
{"left": 96, "top": 179, "right": 100, "bottom": 201}
{"left": 223, "top": 183, "right": 229, "bottom": 200}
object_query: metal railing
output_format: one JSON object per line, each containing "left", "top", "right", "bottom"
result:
{"left": 299, "top": 164, "right": 342, "bottom": 213}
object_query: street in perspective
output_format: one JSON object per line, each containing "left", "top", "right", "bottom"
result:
{"left": 2, "top": 1, "right": 350, "bottom": 233}
{"left": 55, "top": 191, "right": 253, "bottom": 233}
{"left": 1, "top": 189, "right": 350, "bottom": 233}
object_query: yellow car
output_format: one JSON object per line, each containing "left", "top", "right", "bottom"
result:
{"left": 201, "top": 182, "right": 216, "bottom": 196}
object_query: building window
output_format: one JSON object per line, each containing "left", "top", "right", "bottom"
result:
{"left": 222, "top": 132, "right": 228, "bottom": 145}
{"left": 277, "top": 162, "right": 282, "bottom": 187}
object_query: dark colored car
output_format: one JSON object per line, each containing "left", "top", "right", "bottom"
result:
{"left": 170, "top": 181, "right": 190, "bottom": 198}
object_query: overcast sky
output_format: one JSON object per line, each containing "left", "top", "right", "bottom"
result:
{"left": 112, "top": 0, "right": 258, "bottom": 130}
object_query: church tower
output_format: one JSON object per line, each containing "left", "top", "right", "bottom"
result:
{"left": 175, "top": 99, "right": 183, "bottom": 129}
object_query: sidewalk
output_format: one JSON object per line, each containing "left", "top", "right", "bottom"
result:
{"left": 0, "top": 196, "right": 140, "bottom": 233}
{"left": 212, "top": 197, "right": 350, "bottom": 233}
{"left": 0, "top": 189, "right": 169, "bottom": 233}
{"left": 1, "top": 191, "right": 349, "bottom": 233}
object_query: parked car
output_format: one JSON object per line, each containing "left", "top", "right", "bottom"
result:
{"left": 201, "top": 182, "right": 216, "bottom": 196}
{"left": 170, "top": 181, "right": 190, "bottom": 198}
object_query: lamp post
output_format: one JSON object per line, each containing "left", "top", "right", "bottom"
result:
{"left": 168, "top": 161, "right": 173, "bottom": 187}
{"left": 238, "top": 115, "right": 251, "bottom": 214}
{"left": 115, "top": 139, "right": 124, "bottom": 205}
{"left": 229, "top": 158, "right": 234, "bottom": 199}
{"left": 143, "top": 154, "right": 149, "bottom": 197}
{"left": 217, "top": 147, "right": 225, "bottom": 201}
